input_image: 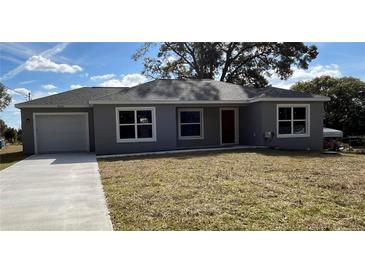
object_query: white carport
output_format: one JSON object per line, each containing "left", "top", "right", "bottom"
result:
{"left": 323, "top": 127, "right": 343, "bottom": 138}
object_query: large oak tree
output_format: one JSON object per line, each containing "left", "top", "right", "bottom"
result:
{"left": 133, "top": 42, "right": 318, "bottom": 87}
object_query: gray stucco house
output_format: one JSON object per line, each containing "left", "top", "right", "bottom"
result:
{"left": 15, "top": 79, "right": 329, "bottom": 155}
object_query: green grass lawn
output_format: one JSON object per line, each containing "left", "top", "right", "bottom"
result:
{"left": 98, "top": 149, "right": 365, "bottom": 231}
{"left": 0, "top": 144, "right": 27, "bottom": 171}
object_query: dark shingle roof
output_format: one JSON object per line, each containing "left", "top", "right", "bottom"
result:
{"left": 15, "top": 87, "right": 126, "bottom": 108}
{"left": 15, "top": 80, "right": 329, "bottom": 108}
{"left": 90, "top": 79, "right": 329, "bottom": 103}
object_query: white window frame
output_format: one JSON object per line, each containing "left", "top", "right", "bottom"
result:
{"left": 115, "top": 107, "right": 156, "bottom": 143}
{"left": 276, "top": 104, "right": 310, "bottom": 138}
{"left": 178, "top": 108, "right": 204, "bottom": 140}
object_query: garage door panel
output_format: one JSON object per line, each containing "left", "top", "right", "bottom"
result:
{"left": 35, "top": 114, "right": 89, "bottom": 154}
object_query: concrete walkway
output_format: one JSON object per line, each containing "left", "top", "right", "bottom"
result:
{"left": 0, "top": 153, "right": 112, "bottom": 231}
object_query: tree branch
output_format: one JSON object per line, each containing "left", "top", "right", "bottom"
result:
{"left": 226, "top": 50, "right": 270, "bottom": 82}
{"left": 220, "top": 43, "right": 262, "bottom": 81}
{"left": 220, "top": 43, "right": 236, "bottom": 81}
{"left": 183, "top": 43, "right": 202, "bottom": 77}
{"left": 164, "top": 43, "right": 198, "bottom": 76}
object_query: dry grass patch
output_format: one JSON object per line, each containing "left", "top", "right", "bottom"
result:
{"left": 98, "top": 149, "right": 365, "bottom": 230}
{"left": 0, "top": 144, "right": 26, "bottom": 171}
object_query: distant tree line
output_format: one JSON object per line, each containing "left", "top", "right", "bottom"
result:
{"left": 291, "top": 76, "right": 365, "bottom": 136}
{"left": 0, "top": 82, "right": 22, "bottom": 144}
{"left": 0, "top": 119, "right": 22, "bottom": 144}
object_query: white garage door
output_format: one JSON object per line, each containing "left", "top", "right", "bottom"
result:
{"left": 34, "top": 113, "right": 90, "bottom": 154}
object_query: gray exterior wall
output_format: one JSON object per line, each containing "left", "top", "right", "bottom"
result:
{"left": 239, "top": 101, "right": 324, "bottom": 150}
{"left": 93, "top": 105, "right": 177, "bottom": 155}
{"left": 20, "top": 101, "right": 324, "bottom": 155}
{"left": 94, "top": 105, "right": 233, "bottom": 155}
{"left": 20, "top": 108, "right": 95, "bottom": 154}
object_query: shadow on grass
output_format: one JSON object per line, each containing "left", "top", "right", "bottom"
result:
{"left": 98, "top": 148, "right": 343, "bottom": 163}
{"left": 0, "top": 151, "right": 27, "bottom": 164}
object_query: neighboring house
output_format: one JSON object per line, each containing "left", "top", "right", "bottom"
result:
{"left": 15, "top": 79, "right": 329, "bottom": 155}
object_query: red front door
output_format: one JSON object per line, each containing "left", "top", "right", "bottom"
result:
{"left": 221, "top": 109, "right": 236, "bottom": 144}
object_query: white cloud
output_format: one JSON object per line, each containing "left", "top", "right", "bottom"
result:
{"left": 24, "top": 55, "right": 82, "bottom": 73}
{"left": 6, "top": 87, "right": 52, "bottom": 101}
{"left": 0, "top": 43, "right": 69, "bottom": 81}
{"left": 70, "top": 84, "right": 84, "bottom": 90}
{"left": 269, "top": 64, "right": 342, "bottom": 89}
{"left": 31, "top": 91, "right": 51, "bottom": 100}
{"left": 0, "top": 43, "right": 38, "bottom": 59}
{"left": 90, "top": 74, "right": 116, "bottom": 81}
{"left": 7, "top": 88, "right": 31, "bottom": 97}
{"left": 0, "top": 54, "right": 24, "bottom": 65}
{"left": 99, "top": 73, "right": 148, "bottom": 87}
{"left": 18, "top": 80, "right": 36, "bottom": 85}
{"left": 161, "top": 56, "right": 178, "bottom": 67}
{"left": 41, "top": 43, "right": 69, "bottom": 58}
{"left": 42, "top": 84, "right": 57, "bottom": 90}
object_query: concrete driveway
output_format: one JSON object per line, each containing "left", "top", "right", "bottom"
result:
{"left": 0, "top": 153, "right": 112, "bottom": 231}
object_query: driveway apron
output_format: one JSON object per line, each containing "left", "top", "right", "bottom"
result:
{"left": 0, "top": 153, "right": 112, "bottom": 231}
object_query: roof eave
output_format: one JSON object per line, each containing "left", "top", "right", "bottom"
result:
{"left": 248, "top": 97, "right": 330, "bottom": 103}
{"left": 89, "top": 97, "right": 330, "bottom": 105}
{"left": 15, "top": 104, "right": 91, "bottom": 109}
{"left": 14, "top": 97, "right": 330, "bottom": 108}
{"left": 89, "top": 100, "right": 251, "bottom": 105}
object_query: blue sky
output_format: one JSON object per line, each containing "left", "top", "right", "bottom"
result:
{"left": 1, "top": 42, "right": 364, "bottom": 129}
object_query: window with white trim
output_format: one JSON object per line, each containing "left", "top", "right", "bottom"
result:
{"left": 277, "top": 105, "right": 309, "bottom": 137}
{"left": 116, "top": 107, "right": 156, "bottom": 142}
{"left": 178, "top": 108, "right": 204, "bottom": 139}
